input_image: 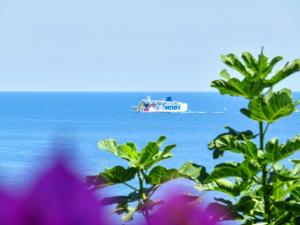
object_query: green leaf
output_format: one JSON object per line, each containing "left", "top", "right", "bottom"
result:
{"left": 220, "top": 69, "right": 231, "bottom": 80}
{"left": 209, "top": 134, "right": 258, "bottom": 160}
{"left": 205, "top": 162, "right": 241, "bottom": 182}
{"left": 290, "top": 188, "right": 300, "bottom": 202}
{"left": 205, "top": 160, "right": 260, "bottom": 183}
{"left": 266, "top": 135, "right": 300, "bottom": 163}
{"left": 274, "top": 201, "right": 300, "bottom": 215}
{"left": 271, "top": 176, "right": 288, "bottom": 202}
{"left": 257, "top": 48, "right": 268, "bottom": 74}
{"left": 208, "top": 127, "right": 256, "bottom": 159}
{"left": 239, "top": 159, "right": 261, "bottom": 177}
{"left": 138, "top": 139, "right": 176, "bottom": 170}
{"left": 265, "top": 58, "right": 300, "bottom": 86}
{"left": 241, "top": 89, "right": 296, "bottom": 123}
{"left": 98, "top": 139, "right": 139, "bottom": 164}
{"left": 150, "top": 144, "right": 176, "bottom": 166}
{"left": 146, "top": 166, "right": 180, "bottom": 185}
{"left": 161, "top": 144, "right": 176, "bottom": 157}
{"left": 272, "top": 211, "right": 293, "bottom": 225}
{"left": 234, "top": 196, "right": 256, "bottom": 214}
{"left": 265, "top": 138, "right": 281, "bottom": 163}
{"left": 291, "top": 163, "right": 300, "bottom": 177}
{"left": 100, "top": 166, "right": 137, "bottom": 185}
{"left": 291, "top": 159, "right": 300, "bottom": 164}
{"left": 138, "top": 142, "right": 159, "bottom": 169}
{"left": 262, "top": 56, "right": 283, "bottom": 79}
{"left": 241, "top": 48, "right": 283, "bottom": 80}
{"left": 221, "top": 53, "right": 251, "bottom": 77}
{"left": 211, "top": 77, "right": 266, "bottom": 99}
{"left": 223, "top": 126, "right": 255, "bottom": 139}
{"left": 98, "top": 139, "right": 118, "bottom": 155}
{"left": 156, "top": 136, "right": 167, "bottom": 146}
{"left": 179, "top": 162, "right": 208, "bottom": 182}
{"left": 196, "top": 179, "right": 240, "bottom": 197}
{"left": 117, "top": 144, "right": 139, "bottom": 164}
{"left": 241, "top": 51, "right": 258, "bottom": 75}
{"left": 280, "top": 135, "right": 300, "bottom": 162}
{"left": 274, "top": 166, "right": 299, "bottom": 182}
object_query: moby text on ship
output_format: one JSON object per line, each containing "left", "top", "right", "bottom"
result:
{"left": 134, "top": 96, "right": 188, "bottom": 113}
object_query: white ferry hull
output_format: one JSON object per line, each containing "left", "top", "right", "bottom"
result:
{"left": 135, "top": 96, "right": 188, "bottom": 113}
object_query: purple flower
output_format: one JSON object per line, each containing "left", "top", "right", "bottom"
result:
{"left": 0, "top": 190, "right": 23, "bottom": 225}
{"left": 147, "top": 191, "right": 227, "bottom": 225}
{"left": 0, "top": 160, "right": 110, "bottom": 225}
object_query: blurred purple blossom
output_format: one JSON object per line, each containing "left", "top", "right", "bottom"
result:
{"left": 0, "top": 160, "right": 231, "bottom": 225}
{"left": 146, "top": 191, "right": 228, "bottom": 225}
{"left": 0, "top": 160, "right": 109, "bottom": 225}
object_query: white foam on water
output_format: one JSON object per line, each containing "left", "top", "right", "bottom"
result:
{"left": 182, "top": 111, "right": 207, "bottom": 114}
{"left": 213, "top": 111, "right": 225, "bottom": 114}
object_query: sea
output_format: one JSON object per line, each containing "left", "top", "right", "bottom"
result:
{"left": 0, "top": 92, "right": 300, "bottom": 208}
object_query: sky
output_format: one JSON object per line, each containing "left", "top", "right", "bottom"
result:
{"left": 0, "top": 0, "right": 300, "bottom": 92}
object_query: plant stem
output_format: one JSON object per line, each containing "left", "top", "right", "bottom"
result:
{"left": 137, "top": 170, "right": 151, "bottom": 225}
{"left": 263, "top": 123, "right": 270, "bottom": 137}
{"left": 122, "top": 182, "right": 139, "bottom": 192}
{"left": 137, "top": 170, "right": 145, "bottom": 198}
{"left": 260, "top": 121, "right": 270, "bottom": 223}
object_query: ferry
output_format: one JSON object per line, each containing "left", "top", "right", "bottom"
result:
{"left": 134, "top": 96, "right": 188, "bottom": 113}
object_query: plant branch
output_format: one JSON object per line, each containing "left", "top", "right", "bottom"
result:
{"left": 260, "top": 121, "right": 271, "bottom": 224}
{"left": 263, "top": 123, "right": 270, "bottom": 137}
{"left": 137, "top": 171, "right": 145, "bottom": 198}
{"left": 137, "top": 170, "right": 151, "bottom": 225}
{"left": 147, "top": 185, "right": 159, "bottom": 200}
{"left": 122, "top": 182, "right": 139, "bottom": 192}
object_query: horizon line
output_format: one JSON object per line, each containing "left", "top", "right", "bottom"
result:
{"left": 0, "top": 90, "right": 300, "bottom": 94}
{"left": 0, "top": 90, "right": 219, "bottom": 93}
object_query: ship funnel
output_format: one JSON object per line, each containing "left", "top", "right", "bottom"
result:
{"left": 166, "top": 97, "right": 172, "bottom": 101}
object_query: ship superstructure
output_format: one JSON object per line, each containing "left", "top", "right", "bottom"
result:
{"left": 134, "top": 96, "right": 188, "bottom": 113}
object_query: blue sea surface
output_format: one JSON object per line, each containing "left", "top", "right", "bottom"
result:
{"left": 0, "top": 92, "right": 300, "bottom": 189}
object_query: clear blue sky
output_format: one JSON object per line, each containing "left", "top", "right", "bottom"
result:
{"left": 0, "top": 0, "right": 300, "bottom": 92}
